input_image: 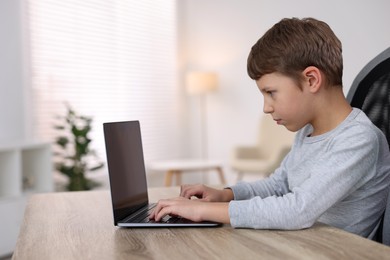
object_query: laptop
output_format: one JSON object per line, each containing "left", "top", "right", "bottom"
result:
{"left": 103, "top": 120, "right": 220, "bottom": 227}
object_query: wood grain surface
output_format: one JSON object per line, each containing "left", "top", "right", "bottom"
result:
{"left": 13, "top": 187, "right": 390, "bottom": 259}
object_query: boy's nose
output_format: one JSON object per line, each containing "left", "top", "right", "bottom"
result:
{"left": 263, "top": 102, "right": 273, "bottom": 114}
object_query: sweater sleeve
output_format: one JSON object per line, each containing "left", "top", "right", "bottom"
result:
{"left": 228, "top": 125, "right": 379, "bottom": 230}
{"left": 229, "top": 153, "right": 291, "bottom": 200}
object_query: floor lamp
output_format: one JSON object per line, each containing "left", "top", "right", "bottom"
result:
{"left": 186, "top": 71, "right": 219, "bottom": 161}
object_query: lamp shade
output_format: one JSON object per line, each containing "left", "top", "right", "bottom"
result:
{"left": 186, "top": 72, "right": 218, "bottom": 95}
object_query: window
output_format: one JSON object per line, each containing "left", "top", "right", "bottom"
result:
{"left": 26, "top": 0, "right": 183, "bottom": 163}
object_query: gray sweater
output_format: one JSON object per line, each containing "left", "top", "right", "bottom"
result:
{"left": 229, "top": 108, "right": 390, "bottom": 238}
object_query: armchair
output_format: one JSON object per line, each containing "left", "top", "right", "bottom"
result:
{"left": 230, "top": 115, "right": 295, "bottom": 181}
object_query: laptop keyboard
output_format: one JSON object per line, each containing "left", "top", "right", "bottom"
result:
{"left": 123, "top": 203, "right": 194, "bottom": 224}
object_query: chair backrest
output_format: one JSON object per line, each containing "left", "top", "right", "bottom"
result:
{"left": 347, "top": 47, "right": 390, "bottom": 149}
{"left": 346, "top": 47, "right": 390, "bottom": 245}
{"left": 383, "top": 188, "right": 390, "bottom": 245}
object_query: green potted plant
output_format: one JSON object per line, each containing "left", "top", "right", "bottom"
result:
{"left": 54, "top": 105, "right": 104, "bottom": 191}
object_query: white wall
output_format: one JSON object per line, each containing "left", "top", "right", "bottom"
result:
{"left": 1, "top": 0, "right": 390, "bottom": 186}
{"left": 0, "top": 0, "right": 26, "bottom": 142}
{"left": 178, "top": 0, "right": 390, "bottom": 184}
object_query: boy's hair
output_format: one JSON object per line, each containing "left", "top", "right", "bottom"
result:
{"left": 247, "top": 17, "right": 343, "bottom": 87}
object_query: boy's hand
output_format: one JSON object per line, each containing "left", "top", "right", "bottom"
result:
{"left": 180, "top": 184, "right": 234, "bottom": 202}
{"left": 149, "top": 197, "right": 205, "bottom": 222}
{"left": 149, "top": 196, "right": 230, "bottom": 224}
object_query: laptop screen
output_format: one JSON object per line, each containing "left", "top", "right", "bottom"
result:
{"left": 103, "top": 121, "right": 149, "bottom": 224}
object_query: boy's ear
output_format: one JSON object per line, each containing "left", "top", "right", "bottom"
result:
{"left": 302, "top": 66, "right": 322, "bottom": 93}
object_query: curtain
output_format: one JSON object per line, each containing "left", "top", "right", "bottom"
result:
{"left": 26, "top": 0, "right": 183, "bottom": 164}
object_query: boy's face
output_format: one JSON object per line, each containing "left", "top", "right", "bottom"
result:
{"left": 256, "top": 72, "right": 314, "bottom": 132}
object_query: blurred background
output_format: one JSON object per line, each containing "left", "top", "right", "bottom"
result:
{"left": 1, "top": 0, "right": 390, "bottom": 257}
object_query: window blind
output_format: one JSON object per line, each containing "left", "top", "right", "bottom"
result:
{"left": 26, "top": 0, "right": 182, "bottom": 163}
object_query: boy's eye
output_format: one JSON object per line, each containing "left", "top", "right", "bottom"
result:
{"left": 267, "top": 91, "right": 274, "bottom": 97}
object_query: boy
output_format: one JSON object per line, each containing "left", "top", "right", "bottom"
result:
{"left": 150, "top": 18, "right": 390, "bottom": 238}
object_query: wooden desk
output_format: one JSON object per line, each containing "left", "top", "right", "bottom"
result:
{"left": 13, "top": 187, "right": 390, "bottom": 259}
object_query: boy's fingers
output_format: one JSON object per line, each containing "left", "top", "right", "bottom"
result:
{"left": 181, "top": 184, "right": 204, "bottom": 199}
{"left": 151, "top": 198, "right": 177, "bottom": 221}
{"left": 156, "top": 202, "right": 179, "bottom": 221}
{"left": 148, "top": 210, "right": 154, "bottom": 219}
{"left": 150, "top": 199, "right": 166, "bottom": 220}
{"left": 180, "top": 184, "right": 194, "bottom": 198}
{"left": 155, "top": 207, "right": 170, "bottom": 221}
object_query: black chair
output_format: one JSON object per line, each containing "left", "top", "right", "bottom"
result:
{"left": 347, "top": 47, "right": 390, "bottom": 245}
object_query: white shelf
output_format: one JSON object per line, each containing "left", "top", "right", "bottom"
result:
{"left": 0, "top": 140, "right": 53, "bottom": 257}
{"left": 0, "top": 149, "right": 21, "bottom": 198}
